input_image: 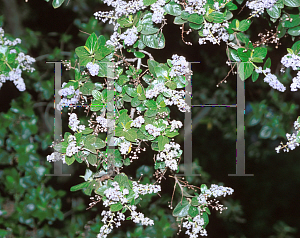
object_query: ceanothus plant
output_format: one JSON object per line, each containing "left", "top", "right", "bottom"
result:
{"left": 7, "top": 0, "right": 299, "bottom": 236}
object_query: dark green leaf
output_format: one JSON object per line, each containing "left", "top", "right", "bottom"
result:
{"left": 173, "top": 198, "right": 191, "bottom": 217}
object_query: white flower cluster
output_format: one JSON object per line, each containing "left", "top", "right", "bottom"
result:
{"left": 290, "top": 72, "right": 300, "bottom": 91}
{"left": 103, "top": 181, "right": 129, "bottom": 206}
{"left": 170, "top": 120, "right": 183, "bottom": 132}
{"left": 145, "top": 81, "right": 167, "bottom": 99}
{"left": 131, "top": 116, "right": 145, "bottom": 128}
{"left": 164, "top": 89, "right": 191, "bottom": 112}
{"left": 119, "top": 27, "right": 138, "bottom": 46}
{"left": 145, "top": 124, "right": 162, "bottom": 137}
{"left": 132, "top": 181, "right": 161, "bottom": 198}
{"left": 182, "top": 0, "right": 207, "bottom": 16}
{"left": 0, "top": 27, "right": 21, "bottom": 46}
{"left": 0, "top": 68, "right": 26, "bottom": 91}
{"left": 0, "top": 28, "right": 36, "bottom": 92}
{"left": 86, "top": 62, "right": 100, "bottom": 76}
{"left": 156, "top": 142, "right": 182, "bottom": 171}
{"left": 97, "top": 210, "right": 125, "bottom": 238}
{"left": 46, "top": 151, "right": 66, "bottom": 164}
{"left": 275, "top": 132, "right": 300, "bottom": 153}
{"left": 256, "top": 67, "right": 286, "bottom": 92}
{"left": 69, "top": 113, "right": 86, "bottom": 132}
{"left": 150, "top": 0, "right": 166, "bottom": 23}
{"left": 96, "top": 115, "right": 108, "bottom": 130}
{"left": 130, "top": 205, "right": 154, "bottom": 226}
{"left": 246, "top": 0, "right": 278, "bottom": 17}
{"left": 182, "top": 215, "right": 207, "bottom": 237}
{"left": 66, "top": 135, "right": 80, "bottom": 157}
{"left": 281, "top": 53, "right": 300, "bottom": 70}
{"left": 97, "top": 180, "right": 160, "bottom": 237}
{"left": 94, "top": 10, "right": 116, "bottom": 24}
{"left": 198, "top": 22, "right": 229, "bottom": 45}
{"left": 94, "top": 0, "right": 147, "bottom": 20}
{"left": 16, "top": 52, "right": 35, "bottom": 73}
{"left": 56, "top": 83, "right": 80, "bottom": 110}
{"left": 169, "top": 54, "right": 190, "bottom": 78}
{"left": 197, "top": 184, "right": 234, "bottom": 205}
{"left": 58, "top": 83, "right": 76, "bottom": 97}
{"left": 119, "top": 141, "right": 131, "bottom": 154}
{"left": 105, "top": 32, "right": 122, "bottom": 50}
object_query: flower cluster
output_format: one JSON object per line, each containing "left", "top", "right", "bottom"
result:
{"left": 246, "top": 0, "right": 278, "bottom": 17}
{"left": 132, "top": 181, "right": 161, "bottom": 198}
{"left": 170, "top": 120, "right": 183, "bottom": 132}
{"left": 96, "top": 115, "right": 108, "bottom": 130}
{"left": 86, "top": 62, "right": 100, "bottom": 76}
{"left": 97, "top": 210, "right": 125, "bottom": 238}
{"left": 119, "top": 27, "right": 138, "bottom": 46}
{"left": 46, "top": 151, "right": 66, "bottom": 164}
{"left": 182, "top": 215, "right": 207, "bottom": 237}
{"left": 145, "top": 124, "right": 162, "bottom": 137}
{"left": 197, "top": 184, "right": 234, "bottom": 205}
{"left": 150, "top": 0, "right": 166, "bottom": 23}
{"left": 281, "top": 53, "right": 300, "bottom": 71}
{"left": 198, "top": 22, "right": 229, "bottom": 45}
{"left": 69, "top": 113, "right": 86, "bottom": 132}
{"left": 119, "top": 140, "right": 131, "bottom": 154}
{"left": 181, "top": 0, "right": 207, "bottom": 15}
{"left": 66, "top": 135, "right": 80, "bottom": 157}
{"left": 56, "top": 82, "right": 80, "bottom": 110}
{"left": 146, "top": 81, "right": 167, "bottom": 99}
{"left": 169, "top": 54, "right": 190, "bottom": 77}
{"left": 275, "top": 118, "right": 300, "bottom": 153}
{"left": 131, "top": 116, "right": 145, "bottom": 128}
{"left": 164, "top": 89, "right": 191, "bottom": 112}
{"left": 0, "top": 27, "right": 36, "bottom": 92}
{"left": 97, "top": 180, "right": 160, "bottom": 237}
{"left": 290, "top": 72, "right": 300, "bottom": 91}
{"left": 156, "top": 142, "right": 182, "bottom": 171}
{"left": 256, "top": 67, "right": 286, "bottom": 92}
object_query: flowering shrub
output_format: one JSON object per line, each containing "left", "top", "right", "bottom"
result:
{"left": 0, "top": 0, "right": 298, "bottom": 236}
{"left": 42, "top": 0, "right": 300, "bottom": 236}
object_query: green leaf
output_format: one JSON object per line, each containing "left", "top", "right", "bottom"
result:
{"left": 75, "top": 46, "right": 89, "bottom": 58}
{"left": 187, "top": 13, "right": 204, "bottom": 24}
{"left": 141, "top": 32, "right": 165, "bottom": 49}
{"left": 98, "top": 35, "right": 106, "bottom": 46}
{"left": 201, "top": 184, "right": 207, "bottom": 193}
{"left": 259, "top": 125, "right": 273, "bottom": 139}
{"left": 82, "top": 128, "right": 94, "bottom": 135}
{"left": 70, "top": 181, "right": 89, "bottom": 191}
{"left": 65, "top": 155, "right": 75, "bottom": 165}
{"left": 165, "top": 81, "right": 177, "bottom": 90}
{"left": 124, "top": 129, "right": 137, "bottom": 142}
{"left": 80, "top": 81, "right": 95, "bottom": 95}
{"left": 164, "top": 2, "right": 182, "bottom": 16}
{"left": 54, "top": 142, "right": 68, "bottom": 153}
{"left": 191, "top": 197, "right": 199, "bottom": 206}
{"left": 239, "top": 19, "right": 251, "bottom": 31}
{"left": 145, "top": 109, "right": 158, "bottom": 117}
{"left": 147, "top": 59, "right": 159, "bottom": 77}
{"left": 134, "top": 51, "right": 145, "bottom": 58}
{"left": 85, "top": 32, "right": 98, "bottom": 53}
{"left": 110, "top": 202, "right": 123, "bottom": 212}
{"left": 141, "top": 23, "right": 159, "bottom": 35}
{"left": 252, "top": 70, "right": 259, "bottom": 82}
{"left": 237, "top": 48, "right": 251, "bottom": 62}
{"left": 174, "top": 16, "right": 187, "bottom": 25}
{"left": 226, "top": 2, "right": 238, "bottom": 10}
{"left": 266, "top": 5, "right": 281, "bottom": 19}
{"left": 165, "top": 129, "right": 179, "bottom": 138}
{"left": 143, "top": 0, "right": 157, "bottom": 6}
{"left": 188, "top": 206, "right": 199, "bottom": 218}
{"left": 145, "top": 99, "right": 157, "bottom": 110}
{"left": 252, "top": 47, "right": 267, "bottom": 59}
{"left": 263, "top": 57, "right": 271, "bottom": 70}
{"left": 238, "top": 62, "right": 254, "bottom": 81}
{"left": 288, "top": 26, "right": 300, "bottom": 36}
{"left": 283, "top": 0, "right": 300, "bottom": 7}
{"left": 202, "top": 211, "right": 209, "bottom": 227}
{"left": 92, "top": 90, "right": 102, "bottom": 100}
{"left": 131, "top": 97, "right": 141, "bottom": 107}
{"left": 157, "top": 135, "right": 169, "bottom": 151}
{"left": 95, "top": 46, "right": 113, "bottom": 60}
{"left": 52, "top": 0, "right": 65, "bottom": 8}
{"left": 173, "top": 198, "right": 191, "bottom": 217}
{"left": 154, "top": 65, "right": 169, "bottom": 78}
{"left": 114, "top": 173, "right": 132, "bottom": 189}
{"left": 154, "top": 161, "right": 165, "bottom": 169}
{"left": 87, "top": 153, "right": 98, "bottom": 166}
